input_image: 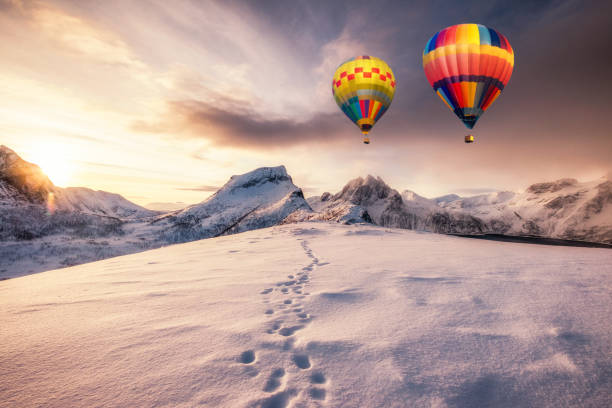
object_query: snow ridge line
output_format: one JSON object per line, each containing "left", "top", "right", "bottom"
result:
{"left": 240, "top": 238, "right": 330, "bottom": 407}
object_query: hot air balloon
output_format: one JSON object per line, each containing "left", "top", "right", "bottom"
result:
{"left": 332, "top": 56, "right": 396, "bottom": 144}
{"left": 422, "top": 24, "right": 514, "bottom": 141}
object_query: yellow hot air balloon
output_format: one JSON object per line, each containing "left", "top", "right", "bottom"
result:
{"left": 332, "top": 56, "right": 396, "bottom": 144}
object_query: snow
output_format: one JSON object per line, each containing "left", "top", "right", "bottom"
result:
{"left": 53, "top": 187, "right": 158, "bottom": 219}
{"left": 440, "top": 178, "right": 612, "bottom": 243}
{"left": 155, "top": 165, "right": 310, "bottom": 242}
{"left": 2, "top": 222, "right": 611, "bottom": 407}
{"left": 0, "top": 166, "right": 311, "bottom": 278}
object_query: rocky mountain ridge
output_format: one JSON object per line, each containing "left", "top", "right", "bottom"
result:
{"left": 301, "top": 174, "right": 612, "bottom": 244}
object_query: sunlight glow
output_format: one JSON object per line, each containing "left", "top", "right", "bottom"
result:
{"left": 26, "top": 144, "right": 75, "bottom": 187}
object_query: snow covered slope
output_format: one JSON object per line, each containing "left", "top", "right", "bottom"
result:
{"left": 1, "top": 223, "right": 611, "bottom": 407}
{"left": 53, "top": 187, "right": 157, "bottom": 219}
{"left": 440, "top": 177, "right": 612, "bottom": 243}
{"left": 156, "top": 166, "right": 311, "bottom": 242}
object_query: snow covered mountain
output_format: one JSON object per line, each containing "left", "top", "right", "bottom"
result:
{"left": 0, "top": 145, "right": 164, "bottom": 277}
{"left": 155, "top": 166, "right": 311, "bottom": 242}
{"left": 0, "top": 145, "right": 155, "bottom": 219}
{"left": 0, "top": 145, "right": 54, "bottom": 204}
{"left": 299, "top": 175, "right": 487, "bottom": 234}
{"left": 301, "top": 175, "right": 612, "bottom": 244}
{"left": 439, "top": 177, "right": 612, "bottom": 243}
{"left": 53, "top": 187, "right": 156, "bottom": 219}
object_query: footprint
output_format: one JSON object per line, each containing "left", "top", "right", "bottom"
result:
{"left": 267, "top": 321, "right": 283, "bottom": 334}
{"left": 293, "top": 354, "right": 311, "bottom": 369}
{"left": 293, "top": 308, "right": 303, "bottom": 313}
{"left": 279, "top": 326, "right": 303, "bottom": 336}
{"left": 297, "top": 313, "right": 310, "bottom": 319}
{"left": 284, "top": 281, "right": 296, "bottom": 286}
{"left": 260, "top": 389, "right": 297, "bottom": 408}
{"left": 265, "top": 309, "right": 274, "bottom": 315}
{"left": 239, "top": 350, "right": 255, "bottom": 364}
{"left": 261, "top": 288, "right": 273, "bottom": 294}
{"left": 287, "top": 275, "right": 294, "bottom": 279}
{"left": 283, "top": 299, "right": 292, "bottom": 304}
{"left": 263, "top": 368, "right": 285, "bottom": 392}
{"left": 310, "top": 371, "right": 326, "bottom": 384}
{"left": 309, "top": 387, "right": 326, "bottom": 400}
{"left": 281, "top": 288, "right": 289, "bottom": 294}
{"left": 283, "top": 338, "right": 295, "bottom": 350}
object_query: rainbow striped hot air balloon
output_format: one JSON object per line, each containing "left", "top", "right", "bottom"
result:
{"left": 332, "top": 56, "right": 396, "bottom": 144}
{"left": 423, "top": 23, "right": 514, "bottom": 136}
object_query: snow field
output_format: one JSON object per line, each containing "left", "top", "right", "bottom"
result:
{"left": 1, "top": 222, "right": 611, "bottom": 407}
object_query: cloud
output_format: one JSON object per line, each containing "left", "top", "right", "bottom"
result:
{"left": 175, "top": 185, "right": 220, "bottom": 192}
{"left": 454, "top": 188, "right": 501, "bottom": 196}
{"left": 1, "top": 0, "right": 145, "bottom": 69}
{"left": 132, "top": 97, "right": 349, "bottom": 149}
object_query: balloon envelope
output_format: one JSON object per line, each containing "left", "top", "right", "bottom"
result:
{"left": 332, "top": 56, "right": 396, "bottom": 142}
{"left": 423, "top": 23, "right": 514, "bottom": 129}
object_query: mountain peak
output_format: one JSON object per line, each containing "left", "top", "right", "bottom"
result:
{"left": 224, "top": 166, "right": 291, "bottom": 192}
{"left": 333, "top": 175, "right": 394, "bottom": 205}
{"left": 0, "top": 144, "right": 54, "bottom": 203}
{"left": 163, "top": 165, "right": 309, "bottom": 242}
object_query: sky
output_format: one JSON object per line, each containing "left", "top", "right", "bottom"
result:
{"left": 1, "top": 0, "right": 611, "bottom": 208}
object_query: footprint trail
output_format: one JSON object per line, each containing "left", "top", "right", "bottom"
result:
{"left": 251, "top": 237, "right": 331, "bottom": 406}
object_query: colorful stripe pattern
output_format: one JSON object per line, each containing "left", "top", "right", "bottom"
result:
{"left": 332, "top": 56, "right": 396, "bottom": 136}
{"left": 423, "top": 24, "right": 514, "bottom": 129}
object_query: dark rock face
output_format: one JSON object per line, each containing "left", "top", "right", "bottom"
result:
{"left": 545, "top": 193, "right": 581, "bottom": 209}
{"left": 333, "top": 175, "right": 393, "bottom": 205}
{"left": 527, "top": 179, "right": 577, "bottom": 194}
{"left": 582, "top": 181, "right": 612, "bottom": 217}
{"left": 522, "top": 220, "right": 543, "bottom": 235}
{"left": 427, "top": 213, "right": 487, "bottom": 234}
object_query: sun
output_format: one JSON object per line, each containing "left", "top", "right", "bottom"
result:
{"left": 37, "top": 158, "right": 73, "bottom": 187}
{"left": 26, "top": 144, "right": 75, "bottom": 187}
